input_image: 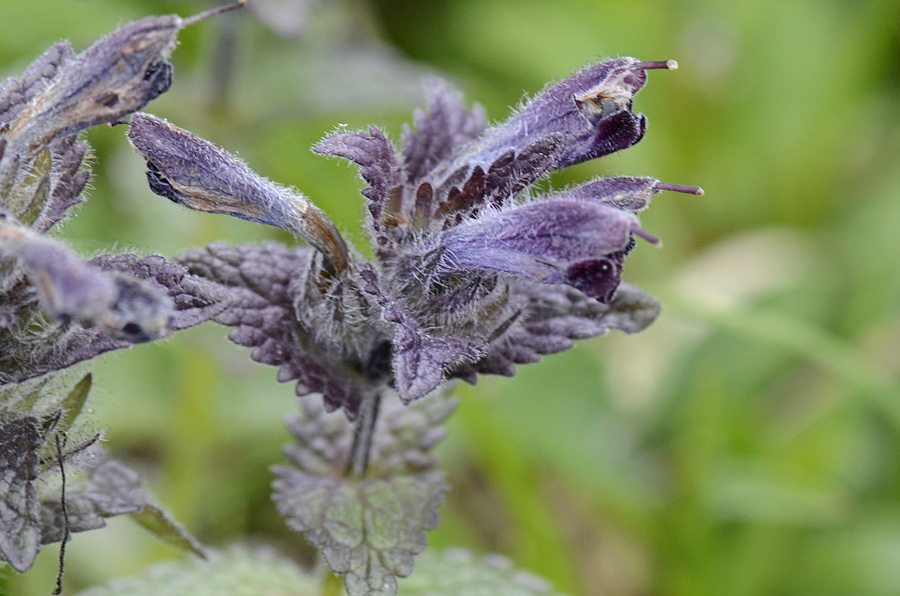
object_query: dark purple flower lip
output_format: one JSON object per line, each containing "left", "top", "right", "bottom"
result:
{"left": 575, "top": 60, "right": 679, "bottom": 123}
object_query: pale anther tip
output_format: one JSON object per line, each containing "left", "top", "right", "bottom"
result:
{"left": 182, "top": 0, "right": 246, "bottom": 28}
{"left": 635, "top": 60, "right": 677, "bottom": 71}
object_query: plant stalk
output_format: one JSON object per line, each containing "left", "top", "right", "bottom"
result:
{"left": 347, "top": 392, "right": 381, "bottom": 478}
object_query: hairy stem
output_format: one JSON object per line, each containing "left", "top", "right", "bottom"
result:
{"left": 347, "top": 392, "right": 381, "bottom": 478}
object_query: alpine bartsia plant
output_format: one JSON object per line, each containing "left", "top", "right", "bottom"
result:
{"left": 0, "top": 3, "right": 241, "bottom": 581}
{"left": 126, "top": 55, "right": 702, "bottom": 595}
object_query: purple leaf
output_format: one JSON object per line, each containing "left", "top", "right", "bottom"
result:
{"left": 391, "top": 321, "right": 480, "bottom": 403}
{"left": 450, "top": 281, "right": 660, "bottom": 380}
{"left": 177, "top": 242, "right": 368, "bottom": 416}
{"left": 313, "top": 126, "right": 405, "bottom": 244}
{"left": 360, "top": 268, "right": 480, "bottom": 402}
{"left": 0, "top": 220, "right": 173, "bottom": 340}
{"left": 402, "top": 79, "right": 486, "bottom": 183}
{"left": 34, "top": 136, "right": 91, "bottom": 232}
{"left": 0, "top": 250, "right": 226, "bottom": 384}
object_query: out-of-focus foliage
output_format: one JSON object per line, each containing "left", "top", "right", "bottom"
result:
{"left": 73, "top": 546, "right": 318, "bottom": 596}
{"left": 70, "top": 546, "right": 565, "bottom": 596}
{"left": 2, "top": 0, "right": 899, "bottom": 595}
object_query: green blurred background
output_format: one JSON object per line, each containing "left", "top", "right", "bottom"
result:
{"left": 2, "top": 0, "right": 900, "bottom": 594}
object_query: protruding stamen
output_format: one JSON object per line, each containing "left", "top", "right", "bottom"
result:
{"left": 635, "top": 59, "right": 679, "bottom": 71}
{"left": 655, "top": 182, "right": 704, "bottom": 196}
{"left": 181, "top": 0, "right": 246, "bottom": 28}
{"left": 633, "top": 226, "right": 661, "bottom": 246}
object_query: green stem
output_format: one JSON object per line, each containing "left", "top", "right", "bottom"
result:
{"left": 347, "top": 392, "right": 381, "bottom": 478}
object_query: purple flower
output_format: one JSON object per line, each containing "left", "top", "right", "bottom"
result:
{"left": 3, "top": 1, "right": 246, "bottom": 157}
{"left": 0, "top": 5, "right": 235, "bottom": 385}
{"left": 131, "top": 57, "right": 702, "bottom": 413}
{"left": 434, "top": 200, "right": 651, "bottom": 303}
{"left": 128, "top": 114, "right": 348, "bottom": 273}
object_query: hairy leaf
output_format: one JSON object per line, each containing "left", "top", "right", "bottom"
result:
{"left": 402, "top": 78, "right": 487, "bottom": 184}
{"left": 451, "top": 281, "right": 660, "bottom": 380}
{"left": 34, "top": 135, "right": 91, "bottom": 232}
{"left": 274, "top": 469, "right": 446, "bottom": 596}
{"left": 360, "top": 267, "right": 480, "bottom": 402}
{"left": 39, "top": 457, "right": 205, "bottom": 558}
{"left": 313, "top": 126, "right": 405, "bottom": 243}
{"left": 0, "top": 415, "right": 42, "bottom": 572}
{"left": 0, "top": 252, "right": 225, "bottom": 384}
{"left": 177, "top": 242, "right": 368, "bottom": 416}
{"left": 0, "top": 220, "right": 173, "bottom": 337}
{"left": 273, "top": 392, "right": 455, "bottom": 596}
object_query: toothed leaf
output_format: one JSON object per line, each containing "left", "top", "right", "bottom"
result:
{"left": 177, "top": 242, "right": 368, "bottom": 416}
{"left": 451, "top": 281, "right": 660, "bottom": 379}
{"left": 0, "top": 250, "right": 225, "bottom": 384}
{"left": 0, "top": 415, "right": 42, "bottom": 572}
{"left": 313, "top": 126, "right": 405, "bottom": 241}
{"left": 273, "top": 393, "right": 455, "bottom": 596}
{"left": 39, "top": 457, "right": 205, "bottom": 558}
{"left": 402, "top": 79, "right": 487, "bottom": 183}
